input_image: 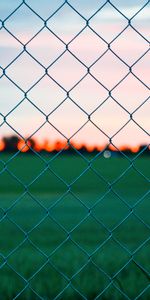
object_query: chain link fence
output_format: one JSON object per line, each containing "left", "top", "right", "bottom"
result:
{"left": 0, "top": 0, "right": 149, "bottom": 299}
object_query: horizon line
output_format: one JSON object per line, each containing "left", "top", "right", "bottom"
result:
{"left": 0, "top": 135, "right": 149, "bottom": 154}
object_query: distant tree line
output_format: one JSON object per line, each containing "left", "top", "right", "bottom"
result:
{"left": 0, "top": 135, "right": 149, "bottom": 156}
{"left": 2, "top": 136, "right": 35, "bottom": 152}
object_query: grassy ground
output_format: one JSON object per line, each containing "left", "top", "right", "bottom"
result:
{"left": 0, "top": 152, "right": 149, "bottom": 299}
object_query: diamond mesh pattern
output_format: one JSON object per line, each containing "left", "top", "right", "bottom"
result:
{"left": 0, "top": 1, "right": 149, "bottom": 299}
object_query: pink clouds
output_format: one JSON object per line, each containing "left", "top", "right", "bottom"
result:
{"left": 1, "top": 21, "right": 149, "bottom": 147}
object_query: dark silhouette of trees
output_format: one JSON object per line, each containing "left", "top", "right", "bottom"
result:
{"left": 2, "top": 136, "right": 35, "bottom": 153}
{"left": 138, "top": 145, "right": 149, "bottom": 156}
{"left": 2, "top": 135, "right": 19, "bottom": 152}
{"left": 0, "top": 135, "right": 149, "bottom": 155}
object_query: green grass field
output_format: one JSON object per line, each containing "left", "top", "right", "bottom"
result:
{"left": 0, "top": 152, "right": 149, "bottom": 299}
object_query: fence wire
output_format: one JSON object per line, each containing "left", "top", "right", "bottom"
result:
{"left": 0, "top": 0, "right": 150, "bottom": 299}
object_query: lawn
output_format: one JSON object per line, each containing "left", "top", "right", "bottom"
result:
{"left": 0, "top": 152, "right": 149, "bottom": 299}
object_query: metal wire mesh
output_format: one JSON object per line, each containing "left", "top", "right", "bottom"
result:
{"left": 0, "top": 0, "right": 149, "bottom": 299}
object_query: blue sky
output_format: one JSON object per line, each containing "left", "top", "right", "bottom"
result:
{"left": 0, "top": 0, "right": 149, "bottom": 19}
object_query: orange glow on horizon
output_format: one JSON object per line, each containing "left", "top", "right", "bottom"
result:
{"left": 43, "top": 140, "right": 55, "bottom": 152}
{"left": 17, "top": 140, "right": 31, "bottom": 152}
{"left": 119, "top": 145, "right": 130, "bottom": 151}
{"left": 109, "top": 144, "right": 118, "bottom": 151}
{"left": 0, "top": 140, "right": 5, "bottom": 152}
{"left": 0, "top": 138, "right": 149, "bottom": 154}
{"left": 33, "top": 141, "right": 44, "bottom": 152}
{"left": 130, "top": 145, "right": 140, "bottom": 153}
{"left": 86, "top": 145, "right": 95, "bottom": 152}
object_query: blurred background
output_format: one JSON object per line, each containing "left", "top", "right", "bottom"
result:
{"left": 0, "top": 1, "right": 149, "bottom": 299}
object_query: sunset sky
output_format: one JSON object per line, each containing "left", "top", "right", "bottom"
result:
{"left": 0, "top": 0, "right": 149, "bottom": 148}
